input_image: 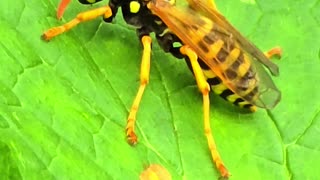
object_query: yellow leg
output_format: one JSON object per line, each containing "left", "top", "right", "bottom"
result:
{"left": 180, "top": 46, "right": 229, "bottom": 178}
{"left": 126, "top": 36, "right": 152, "bottom": 145}
{"left": 42, "top": 6, "right": 112, "bottom": 40}
{"left": 264, "top": 47, "right": 282, "bottom": 59}
{"left": 57, "top": 0, "right": 71, "bottom": 19}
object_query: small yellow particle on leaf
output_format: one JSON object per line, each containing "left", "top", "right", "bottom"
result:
{"left": 140, "top": 164, "right": 172, "bottom": 180}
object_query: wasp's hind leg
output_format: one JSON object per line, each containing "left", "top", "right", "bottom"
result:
{"left": 42, "top": 5, "right": 113, "bottom": 40}
{"left": 126, "top": 35, "right": 152, "bottom": 145}
{"left": 264, "top": 47, "right": 282, "bottom": 59}
{"left": 180, "top": 45, "right": 229, "bottom": 178}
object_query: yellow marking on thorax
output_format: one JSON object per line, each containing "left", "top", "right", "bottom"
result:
{"left": 221, "top": 48, "right": 240, "bottom": 70}
{"left": 207, "top": 40, "right": 224, "bottom": 59}
{"left": 130, "top": 1, "right": 140, "bottom": 13}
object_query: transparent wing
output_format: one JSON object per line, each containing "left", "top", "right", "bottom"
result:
{"left": 186, "top": 0, "right": 280, "bottom": 76}
{"left": 148, "top": 0, "right": 280, "bottom": 108}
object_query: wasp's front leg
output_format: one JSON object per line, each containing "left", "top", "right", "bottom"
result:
{"left": 126, "top": 35, "right": 152, "bottom": 145}
{"left": 42, "top": 6, "right": 113, "bottom": 40}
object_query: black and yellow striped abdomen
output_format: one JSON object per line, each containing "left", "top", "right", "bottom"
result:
{"left": 157, "top": 23, "right": 259, "bottom": 110}
{"left": 201, "top": 64, "right": 255, "bottom": 111}
{"left": 195, "top": 25, "right": 259, "bottom": 111}
{"left": 185, "top": 57, "right": 256, "bottom": 111}
{"left": 153, "top": 12, "right": 261, "bottom": 110}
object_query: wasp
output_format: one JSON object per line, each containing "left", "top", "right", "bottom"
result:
{"left": 42, "top": 0, "right": 281, "bottom": 178}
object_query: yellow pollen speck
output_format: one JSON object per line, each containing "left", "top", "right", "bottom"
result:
{"left": 130, "top": 1, "right": 140, "bottom": 13}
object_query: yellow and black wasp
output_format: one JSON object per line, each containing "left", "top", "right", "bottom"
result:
{"left": 42, "top": 0, "right": 281, "bottom": 178}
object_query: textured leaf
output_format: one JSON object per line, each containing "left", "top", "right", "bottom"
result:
{"left": 0, "top": 0, "right": 319, "bottom": 179}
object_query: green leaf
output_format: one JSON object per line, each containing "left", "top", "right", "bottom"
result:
{"left": 1, "top": 0, "right": 320, "bottom": 179}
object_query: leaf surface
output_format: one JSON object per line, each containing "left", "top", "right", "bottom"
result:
{"left": 0, "top": 0, "right": 319, "bottom": 179}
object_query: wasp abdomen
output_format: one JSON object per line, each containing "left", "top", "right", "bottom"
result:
{"left": 205, "top": 68, "right": 255, "bottom": 110}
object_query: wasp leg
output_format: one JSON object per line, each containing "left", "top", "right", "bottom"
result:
{"left": 126, "top": 36, "right": 152, "bottom": 145}
{"left": 180, "top": 46, "right": 229, "bottom": 178}
{"left": 42, "top": 6, "right": 112, "bottom": 40}
{"left": 264, "top": 47, "right": 282, "bottom": 59}
{"left": 57, "top": 0, "right": 71, "bottom": 19}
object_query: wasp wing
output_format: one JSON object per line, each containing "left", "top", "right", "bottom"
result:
{"left": 149, "top": 0, "right": 280, "bottom": 109}
{"left": 186, "top": 0, "right": 280, "bottom": 76}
